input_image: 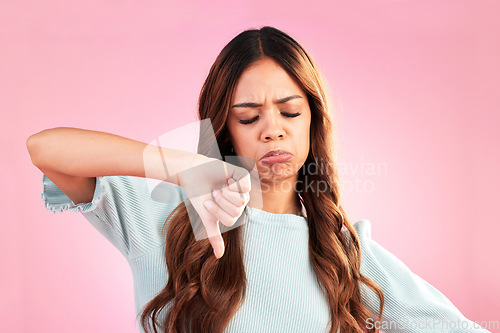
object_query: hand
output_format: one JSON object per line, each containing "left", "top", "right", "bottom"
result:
{"left": 177, "top": 157, "right": 252, "bottom": 259}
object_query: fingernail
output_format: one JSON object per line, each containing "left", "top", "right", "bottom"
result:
{"left": 204, "top": 201, "right": 213, "bottom": 209}
{"left": 212, "top": 189, "right": 218, "bottom": 198}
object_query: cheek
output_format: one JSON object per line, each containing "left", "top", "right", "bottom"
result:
{"left": 301, "top": 129, "right": 311, "bottom": 159}
{"left": 231, "top": 129, "right": 245, "bottom": 147}
{"left": 231, "top": 133, "right": 251, "bottom": 155}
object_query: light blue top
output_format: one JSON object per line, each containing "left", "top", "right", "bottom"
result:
{"left": 40, "top": 174, "right": 490, "bottom": 333}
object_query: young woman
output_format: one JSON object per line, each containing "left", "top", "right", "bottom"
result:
{"left": 27, "top": 26, "right": 489, "bottom": 333}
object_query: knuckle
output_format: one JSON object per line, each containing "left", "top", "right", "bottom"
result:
{"left": 228, "top": 216, "right": 238, "bottom": 226}
{"left": 230, "top": 208, "right": 240, "bottom": 218}
{"left": 221, "top": 216, "right": 233, "bottom": 226}
{"left": 223, "top": 211, "right": 238, "bottom": 225}
{"left": 210, "top": 204, "right": 219, "bottom": 215}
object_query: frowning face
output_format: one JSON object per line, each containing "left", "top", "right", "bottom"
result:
{"left": 226, "top": 57, "right": 311, "bottom": 185}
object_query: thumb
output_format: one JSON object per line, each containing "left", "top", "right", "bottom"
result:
{"left": 206, "top": 222, "right": 225, "bottom": 259}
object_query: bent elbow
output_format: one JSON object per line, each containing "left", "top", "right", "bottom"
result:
{"left": 26, "top": 131, "right": 49, "bottom": 167}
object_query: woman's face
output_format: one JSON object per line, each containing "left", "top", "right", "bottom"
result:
{"left": 226, "top": 57, "right": 311, "bottom": 184}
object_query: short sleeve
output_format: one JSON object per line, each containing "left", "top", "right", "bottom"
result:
{"left": 41, "top": 174, "right": 188, "bottom": 260}
{"left": 353, "top": 220, "right": 491, "bottom": 333}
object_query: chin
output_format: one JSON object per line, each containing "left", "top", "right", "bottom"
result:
{"left": 257, "top": 163, "right": 297, "bottom": 180}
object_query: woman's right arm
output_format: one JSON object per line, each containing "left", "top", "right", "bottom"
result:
{"left": 26, "top": 126, "right": 251, "bottom": 258}
{"left": 26, "top": 126, "right": 207, "bottom": 204}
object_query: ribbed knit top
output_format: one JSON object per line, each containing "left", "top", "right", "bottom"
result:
{"left": 40, "top": 174, "right": 490, "bottom": 333}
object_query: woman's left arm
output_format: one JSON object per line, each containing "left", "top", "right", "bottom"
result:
{"left": 353, "top": 220, "right": 491, "bottom": 333}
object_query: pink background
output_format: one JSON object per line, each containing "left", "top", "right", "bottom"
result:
{"left": 2, "top": 0, "right": 499, "bottom": 332}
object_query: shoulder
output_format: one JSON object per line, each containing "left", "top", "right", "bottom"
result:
{"left": 351, "top": 219, "right": 373, "bottom": 238}
{"left": 341, "top": 219, "right": 374, "bottom": 246}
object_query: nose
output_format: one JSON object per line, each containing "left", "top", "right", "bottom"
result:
{"left": 261, "top": 108, "right": 286, "bottom": 142}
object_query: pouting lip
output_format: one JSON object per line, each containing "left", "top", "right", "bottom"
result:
{"left": 260, "top": 149, "right": 293, "bottom": 160}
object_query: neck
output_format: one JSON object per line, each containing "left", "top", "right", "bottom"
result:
{"left": 247, "top": 174, "right": 301, "bottom": 216}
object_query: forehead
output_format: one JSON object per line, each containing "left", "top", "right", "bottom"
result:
{"left": 231, "top": 58, "right": 305, "bottom": 103}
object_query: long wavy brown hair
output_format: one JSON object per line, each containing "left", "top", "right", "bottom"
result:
{"left": 138, "top": 26, "right": 385, "bottom": 333}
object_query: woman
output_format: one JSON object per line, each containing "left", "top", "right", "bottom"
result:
{"left": 27, "top": 26, "right": 489, "bottom": 333}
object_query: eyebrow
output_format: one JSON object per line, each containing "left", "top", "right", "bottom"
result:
{"left": 231, "top": 95, "right": 303, "bottom": 108}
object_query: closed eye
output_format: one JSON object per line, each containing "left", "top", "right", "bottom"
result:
{"left": 238, "top": 112, "right": 302, "bottom": 125}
